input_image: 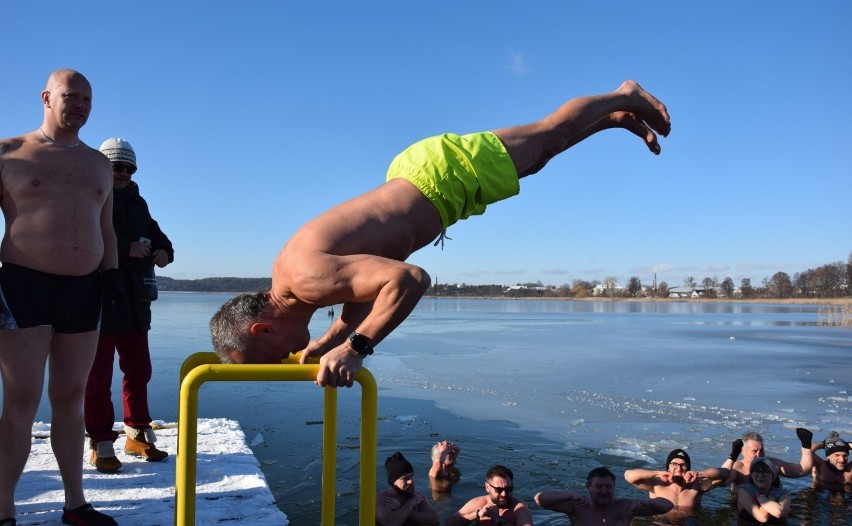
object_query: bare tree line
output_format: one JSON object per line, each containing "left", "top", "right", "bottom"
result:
{"left": 429, "top": 252, "right": 852, "bottom": 300}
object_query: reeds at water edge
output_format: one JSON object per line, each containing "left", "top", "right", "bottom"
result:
{"left": 817, "top": 304, "right": 852, "bottom": 326}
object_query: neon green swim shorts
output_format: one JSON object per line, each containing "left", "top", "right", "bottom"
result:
{"left": 386, "top": 132, "right": 519, "bottom": 229}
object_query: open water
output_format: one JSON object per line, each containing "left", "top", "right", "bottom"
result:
{"left": 30, "top": 293, "right": 852, "bottom": 524}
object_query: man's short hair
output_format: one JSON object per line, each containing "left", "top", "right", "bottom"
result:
{"left": 742, "top": 431, "right": 764, "bottom": 444}
{"left": 586, "top": 467, "right": 616, "bottom": 486}
{"left": 486, "top": 465, "right": 513, "bottom": 482}
{"left": 210, "top": 291, "right": 270, "bottom": 363}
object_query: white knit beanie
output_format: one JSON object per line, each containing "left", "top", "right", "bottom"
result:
{"left": 99, "top": 138, "right": 137, "bottom": 170}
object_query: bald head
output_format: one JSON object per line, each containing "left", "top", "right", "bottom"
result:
{"left": 41, "top": 69, "right": 93, "bottom": 133}
{"left": 44, "top": 69, "right": 90, "bottom": 92}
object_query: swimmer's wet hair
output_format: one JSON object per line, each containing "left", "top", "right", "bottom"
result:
{"left": 210, "top": 291, "right": 270, "bottom": 363}
{"left": 586, "top": 467, "right": 616, "bottom": 486}
{"left": 742, "top": 431, "right": 764, "bottom": 443}
{"left": 486, "top": 465, "right": 514, "bottom": 482}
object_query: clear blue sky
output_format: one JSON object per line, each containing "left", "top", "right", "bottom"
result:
{"left": 3, "top": 2, "right": 849, "bottom": 288}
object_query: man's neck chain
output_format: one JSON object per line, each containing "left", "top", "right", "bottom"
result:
{"left": 39, "top": 127, "right": 80, "bottom": 148}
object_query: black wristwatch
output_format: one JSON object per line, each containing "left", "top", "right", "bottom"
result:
{"left": 348, "top": 332, "right": 374, "bottom": 358}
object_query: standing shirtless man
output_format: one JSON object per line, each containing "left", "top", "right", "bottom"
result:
{"left": 211, "top": 80, "right": 671, "bottom": 388}
{"left": 0, "top": 69, "right": 122, "bottom": 526}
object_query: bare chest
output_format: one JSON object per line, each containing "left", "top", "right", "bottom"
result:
{"left": 818, "top": 465, "right": 851, "bottom": 485}
{"left": 2, "top": 151, "right": 108, "bottom": 211}
{"left": 573, "top": 505, "right": 633, "bottom": 526}
{"left": 654, "top": 484, "right": 699, "bottom": 505}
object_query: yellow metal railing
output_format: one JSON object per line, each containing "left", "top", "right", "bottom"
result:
{"left": 175, "top": 352, "right": 377, "bottom": 525}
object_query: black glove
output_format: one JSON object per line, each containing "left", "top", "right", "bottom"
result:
{"left": 102, "top": 268, "right": 130, "bottom": 323}
{"left": 796, "top": 427, "right": 813, "bottom": 449}
{"left": 729, "top": 438, "right": 744, "bottom": 461}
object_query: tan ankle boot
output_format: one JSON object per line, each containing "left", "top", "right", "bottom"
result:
{"left": 124, "top": 426, "right": 168, "bottom": 462}
{"left": 89, "top": 440, "right": 122, "bottom": 473}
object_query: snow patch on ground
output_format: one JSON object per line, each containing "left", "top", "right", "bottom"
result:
{"left": 14, "top": 418, "right": 287, "bottom": 525}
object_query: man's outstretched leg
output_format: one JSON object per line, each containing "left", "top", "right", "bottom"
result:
{"left": 493, "top": 80, "right": 670, "bottom": 177}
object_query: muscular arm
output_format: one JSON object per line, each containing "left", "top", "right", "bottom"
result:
{"left": 624, "top": 469, "right": 665, "bottom": 491}
{"left": 287, "top": 249, "right": 431, "bottom": 343}
{"left": 511, "top": 502, "right": 534, "bottom": 526}
{"left": 534, "top": 491, "right": 585, "bottom": 514}
{"left": 288, "top": 251, "right": 431, "bottom": 387}
{"left": 299, "top": 300, "right": 373, "bottom": 362}
{"left": 772, "top": 449, "right": 813, "bottom": 479}
{"left": 694, "top": 467, "right": 730, "bottom": 492}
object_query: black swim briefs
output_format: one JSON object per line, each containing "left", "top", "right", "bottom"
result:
{"left": 0, "top": 262, "right": 102, "bottom": 334}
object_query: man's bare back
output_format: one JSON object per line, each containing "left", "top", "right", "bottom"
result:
{"left": 282, "top": 179, "right": 442, "bottom": 261}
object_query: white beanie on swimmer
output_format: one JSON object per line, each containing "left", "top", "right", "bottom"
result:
{"left": 99, "top": 138, "right": 137, "bottom": 170}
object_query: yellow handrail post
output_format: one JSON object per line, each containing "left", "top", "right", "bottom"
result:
{"left": 321, "top": 386, "right": 336, "bottom": 525}
{"left": 174, "top": 352, "right": 377, "bottom": 526}
{"left": 358, "top": 368, "right": 378, "bottom": 526}
{"left": 175, "top": 364, "right": 203, "bottom": 526}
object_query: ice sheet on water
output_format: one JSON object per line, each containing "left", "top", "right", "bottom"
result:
{"left": 599, "top": 448, "right": 656, "bottom": 465}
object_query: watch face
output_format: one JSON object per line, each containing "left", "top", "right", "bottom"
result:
{"left": 351, "top": 335, "right": 367, "bottom": 352}
{"left": 349, "top": 333, "right": 373, "bottom": 355}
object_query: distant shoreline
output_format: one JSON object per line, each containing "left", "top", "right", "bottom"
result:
{"left": 421, "top": 294, "right": 852, "bottom": 305}
{"left": 156, "top": 288, "right": 851, "bottom": 306}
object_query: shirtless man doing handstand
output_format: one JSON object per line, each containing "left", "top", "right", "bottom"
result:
{"left": 210, "top": 81, "right": 671, "bottom": 388}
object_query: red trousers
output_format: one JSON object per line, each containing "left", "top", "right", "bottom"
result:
{"left": 84, "top": 331, "right": 154, "bottom": 442}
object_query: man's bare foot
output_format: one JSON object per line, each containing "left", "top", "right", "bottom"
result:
{"left": 615, "top": 80, "right": 671, "bottom": 138}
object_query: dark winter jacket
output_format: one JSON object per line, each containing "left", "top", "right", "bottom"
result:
{"left": 101, "top": 180, "right": 174, "bottom": 333}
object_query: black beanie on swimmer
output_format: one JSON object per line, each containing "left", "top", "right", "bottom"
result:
{"left": 385, "top": 451, "right": 414, "bottom": 485}
{"left": 824, "top": 431, "right": 850, "bottom": 457}
{"left": 666, "top": 448, "right": 691, "bottom": 471}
